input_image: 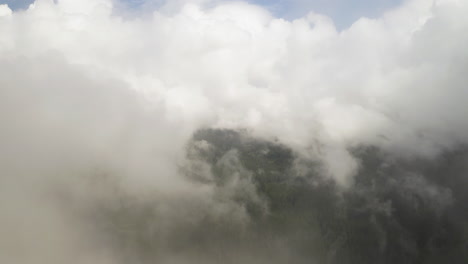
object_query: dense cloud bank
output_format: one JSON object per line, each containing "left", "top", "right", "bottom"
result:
{"left": 0, "top": 0, "right": 468, "bottom": 263}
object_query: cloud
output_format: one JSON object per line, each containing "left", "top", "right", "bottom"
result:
{"left": 265, "top": 0, "right": 404, "bottom": 29}
{"left": 1, "top": 0, "right": 467, "bottom": 191}
{"left": 0, "top": 0, "right": 468, "bottom": 262}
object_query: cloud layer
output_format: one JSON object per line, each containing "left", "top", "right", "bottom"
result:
{"left": 0, "top": 0, "right": 468, "bottom": 263}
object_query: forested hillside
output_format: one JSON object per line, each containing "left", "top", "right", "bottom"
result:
{"left": 88, "top": 128, "right": 468, "bottom": 264}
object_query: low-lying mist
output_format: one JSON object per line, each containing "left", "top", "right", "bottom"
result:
{"left": 1, "top": 0, "right": 468, "bottom": 263}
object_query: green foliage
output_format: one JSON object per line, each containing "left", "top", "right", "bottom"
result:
{"left": 86, "top": 128, "right": 468, "bottom": 264}
{"left": 190, "top": 128, "right": 468, "bottom": 264}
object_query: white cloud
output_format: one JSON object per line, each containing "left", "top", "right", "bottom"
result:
{"left": 0, "top": 0, "right": 468, "bottom": 261}
{"left": 0, "top": 4, "right": 12, "bottom": 16}
{"left": 1, "top": 0, "right": 467, "bottom": 181}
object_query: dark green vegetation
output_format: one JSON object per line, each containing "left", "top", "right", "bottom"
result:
{"left": 188, "top": 128, "right": 468, "bottom": 264}
{"left": 88, "top": 128, "right": 468, "bottom": 264}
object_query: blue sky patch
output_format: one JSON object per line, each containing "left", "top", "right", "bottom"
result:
{"left": 1, "top": 0, "right": 403, "bottom": 29}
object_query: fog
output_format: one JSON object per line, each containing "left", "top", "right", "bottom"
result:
{"left": 0, "top": 0, "right": 467, "bottom": 263}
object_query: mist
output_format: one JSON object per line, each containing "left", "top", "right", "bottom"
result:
{"left": 0, "top": 0, "right": 467, "bottom": 263}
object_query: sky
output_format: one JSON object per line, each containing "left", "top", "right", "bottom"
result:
{"left": 1, "top": 0, "right": 403, "bottom": 29}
